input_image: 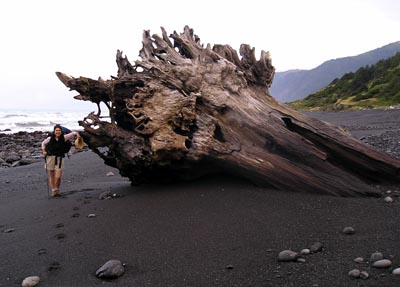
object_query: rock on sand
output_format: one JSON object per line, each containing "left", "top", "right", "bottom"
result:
{"left": 21, "top": 276, "right": 40, "bottom": 287}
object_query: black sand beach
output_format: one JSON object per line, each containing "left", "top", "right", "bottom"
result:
{"left": 1, "top": 109, "right": 400, "bottom": 287}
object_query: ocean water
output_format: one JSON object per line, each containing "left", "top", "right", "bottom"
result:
{"left": 0, "top": 109, "right": 92, "bottom": 134}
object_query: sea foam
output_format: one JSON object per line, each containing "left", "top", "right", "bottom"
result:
{"left": 0, "top": 109, "right": 91, "bottom": 133}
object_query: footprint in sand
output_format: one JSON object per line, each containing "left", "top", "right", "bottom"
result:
{"left": 48, "top": 261, "right": 61, "bottom": 271}
{"left": 72, "top": 206, "right": 80, "bottom": 217}
{"left": 55, "top": 233, "right": 66, "bottom": 240}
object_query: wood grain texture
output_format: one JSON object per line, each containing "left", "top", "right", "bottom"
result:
{"left": 56, "top": 26, "right": 400, "bottom": 196}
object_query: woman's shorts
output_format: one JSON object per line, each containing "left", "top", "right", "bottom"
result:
{"left": 46, "top": 156, "right": 65, "bottom": 171}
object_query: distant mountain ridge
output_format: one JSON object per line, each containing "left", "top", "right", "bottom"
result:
{"left": 288, "top": 52, "right": 400, "bottom": 111}
{"left": 270, "top": 41, "right": 400, "bottom": 103}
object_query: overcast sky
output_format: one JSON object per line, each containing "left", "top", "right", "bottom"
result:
{"left": 1, "top": 0, "right": 399, "bottom": 110}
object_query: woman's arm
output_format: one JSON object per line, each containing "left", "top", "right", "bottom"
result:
{"left": 41, "top": 136, "right": 51, "bottom": 155}
{"left": 64, "top": 131, "right": 80, "bottom": 141}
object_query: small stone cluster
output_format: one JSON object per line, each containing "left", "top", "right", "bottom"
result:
{"left": 347, "top": 251, "right": 398, "bottom": 280}
{"left": 361, "top": 130, "right": 400, "bottom": 159}
{"left": 0, "top": 131, "right": 45, "bottom": 168}
{"left": 21, "top": 259, "right": 125, "bottom": 286}
{"left": 0, "top": 131, "right": 87, "bottom": 168}
{"left": 277, "top": 242, "right": 323, "bottom": 263}
{"left": 277, "top": 227, "right": 400, "bottom": 283}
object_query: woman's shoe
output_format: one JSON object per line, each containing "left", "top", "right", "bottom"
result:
{"left": 52, "top": 189, "right": 61, "bottom": 197}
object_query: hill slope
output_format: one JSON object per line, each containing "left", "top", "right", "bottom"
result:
{"left": 289, "top": 52, "right": 400, "bottom": 111}
{"left": 270, "top": 41, "right": 400, "bottom": 103}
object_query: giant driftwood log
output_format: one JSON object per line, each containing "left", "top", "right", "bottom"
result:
{"left": 56, "top": 26, "right": 400, "bottom": 196}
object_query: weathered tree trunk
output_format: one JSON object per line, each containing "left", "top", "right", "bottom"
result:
{"left": 56, "top": 26, "right": 400, "bottom": 196}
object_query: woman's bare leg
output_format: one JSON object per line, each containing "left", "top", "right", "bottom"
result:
{"left": 55, "top": 170, "right": 63, "bottom": 191}
{"left": 49, "top": 170, "right": 56, "bottom": 190}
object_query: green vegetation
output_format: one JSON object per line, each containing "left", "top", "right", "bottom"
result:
{"left": 288, "top": 52, "right": 400, "bottom": 111}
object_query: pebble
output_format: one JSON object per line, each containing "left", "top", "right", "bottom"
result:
{"left": 87, "top": 214, "right": 96, "bottom": 218}
{"left": 348, "top": 269, "right": 370, "bottom": 280}
{"left": 300, "top": 249, "right": 310, "bottom": 255}
{"left": 21, "top": 276, "right": 40, "bottom": 287}
{"left": 360, "top": 271, "right": 369, "bottom": 279}
{"left": 310, "top": 242, "right": 323, "bottom": 253}
{"left": 99, "top": 191, "right": 113, "bottom": 200}
{"left": 370, "top": 251, "right": 384, "bottom": 262}
{"left": 348, "top": 269, "right": 360, "bottom": 278}
{"left": 98, "top": 191, "right": 121, "bottom": 200}
{"left": 342, "top": 227, "right": 355, "bottom": 235}
{"left": 96, "top": 259, "right": 125, "bottom": 279}
{"left": 278, "top": 250, "right": 299, "bottom": 262}
{"left": 106, "top": 172, "right": 115, "bottom": 177}
{"left": 353, "top": 257, "right": 364, "bottom": 263}
{"left": 296, "top": 258, "right": 306, "bottom": 263}
{"left": 372, "top": 259, "right": 392, "bottom": 268}
{"left": 392, "top": 267, "right": 400, "bottom": 275}
{"left": 384, "top": 196, "right": 393, "bottom": 203}
{"left": 3, "top": 228, "right": 16, "bottom": 233}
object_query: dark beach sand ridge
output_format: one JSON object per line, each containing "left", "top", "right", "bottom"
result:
{"left": 1, "top": 109, "right": 400, "bottom": 287}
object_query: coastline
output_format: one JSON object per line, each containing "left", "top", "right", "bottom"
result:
{"left": 1, "top": 109, "right": 400, "bottom": 286}
{"left": 2, "top": 108, "right": 399, "bottom": 169}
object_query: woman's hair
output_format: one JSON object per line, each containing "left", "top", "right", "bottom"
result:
{"left": 53, "top": 124, "right": 63, "bottom": 132}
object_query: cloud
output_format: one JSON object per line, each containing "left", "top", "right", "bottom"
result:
{"left": 1, "top": 0, "right": 399, "bottom": 110}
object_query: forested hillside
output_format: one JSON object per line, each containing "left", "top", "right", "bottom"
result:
{"left": 289, "top": 52, "right": 400, "bottom": 111}
{"left": 270, "top": 41, "right": 400, "bottom": 103}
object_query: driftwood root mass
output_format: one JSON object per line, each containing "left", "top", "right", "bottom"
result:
{"left": 56, "top": 26, "right": 400, "bottom": 196}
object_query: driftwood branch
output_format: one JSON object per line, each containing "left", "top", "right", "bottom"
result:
{"left": 56, "top": 25, "right": 400, "bottom": 196}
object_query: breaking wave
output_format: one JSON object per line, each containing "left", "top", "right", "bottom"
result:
{"left": 0, "top": 109, "right": 87, "bottom": 133}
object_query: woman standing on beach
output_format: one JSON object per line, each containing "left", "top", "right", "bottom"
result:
{"left": 41, "top": 124, "right": 81, "bottom": 196}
